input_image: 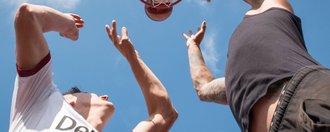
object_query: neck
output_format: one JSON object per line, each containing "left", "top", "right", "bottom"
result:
{"left": 245, "top": 0, "right": 293, "bottom": 15}
{"left": 86, "top": 107, "right": 112, "bottom": 132}
{"left": 87, "top": 116, "right": 106, "bottom": 132}
{"left": 245, "top": 0, "right": 264, "bottom": 9}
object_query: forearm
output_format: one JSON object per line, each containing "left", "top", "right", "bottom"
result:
{"left": 16, "top": 3, "right": 72, "bottom": 33}
{"left": 187, "top": 42, "right": 214, "bottom": 92}
{"left": 187, "top": 42, "right": 228, "bottom": 104}
{"left": 15, "top": 3, "right": 77, "bottom": 70}
{"left": 128, "top": 56, "right": 177, "bottom": 129}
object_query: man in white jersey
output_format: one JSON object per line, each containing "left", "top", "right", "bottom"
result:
{"left": 10, "top": 3, "right": 178, "bottom": 132}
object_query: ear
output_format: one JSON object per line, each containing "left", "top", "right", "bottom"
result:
{"left": 69, "top": 101, "right": 76, "bottom": 107}
{"left": 64, "top": 95, "right": 76, "bottom": 107}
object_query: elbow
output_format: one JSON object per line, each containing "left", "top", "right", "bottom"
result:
{"left": 196, "top": 90, "right": 209, "bottom": 102}
{"left": 18, "top": 3, "right": 32, "bottom": 11}
{"left": 193, "top": 82, "right": 210, "bottom": 102}
{"left": 164, "top": 108, "right": 178, "bottom": 130}
{"left": 16, "top": 3, "right": 34, "bottom": 18}
{"left": 171, "top": 110, "right": 179, "bottom": 127}
{"left": 169, "top": 109, "right": 178, "bottom": 123}
{"left": 15, "top": 3, "right": 36, "bottom": 29}
{"left": 197, "top": 90, "right": 228, "bottom": 105}
{"left": 150, "top": 109, "right": 178, "bottom": 132}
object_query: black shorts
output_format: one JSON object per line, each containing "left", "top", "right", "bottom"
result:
{"left": 269, "top": 66, "right": 330, "bottom": 132}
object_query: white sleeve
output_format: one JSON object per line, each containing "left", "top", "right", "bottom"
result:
{"left": 10, "top": 59, "right": 56, "bottom": 123}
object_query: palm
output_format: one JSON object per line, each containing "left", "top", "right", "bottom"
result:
{"left": 183, "top": 20, "right": 206, "bottom": 47}
{"left": 116, "top": 36, "right": 136, "bottom": 60}
{"left": 191, "top": 29, "right": 205, "bottom": 45}
{"left": 59, "top": 14, "right": 84, "bottom": 41}
{"left": 106, "top": 20, "right": 138, "bottom": 61}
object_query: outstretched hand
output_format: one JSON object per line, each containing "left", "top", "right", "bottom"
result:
{"left": 59, "top": 13, "right": 84, "bottom": 41}
{"left": 105, "top": 20, "right": 138, "bottom": 61}
{"left": 182, "top": 20, "right": 207, "bottom": 48}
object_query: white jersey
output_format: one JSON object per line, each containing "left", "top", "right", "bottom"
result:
{"left": 9, "top": 59, "right": 98, "bottom": 132}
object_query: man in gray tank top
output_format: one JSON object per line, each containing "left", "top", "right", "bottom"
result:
{"left": 182, "top": 0, "right": 330, "bottom": 132}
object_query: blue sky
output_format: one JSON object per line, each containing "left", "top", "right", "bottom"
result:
{"left": 1, "top": 0, "right": 330, "bottom": 131}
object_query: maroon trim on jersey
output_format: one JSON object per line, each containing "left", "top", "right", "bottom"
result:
{"left": 17, "top": 53, "right": 51, "bottom": 77}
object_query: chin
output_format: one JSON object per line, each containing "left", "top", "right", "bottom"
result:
{"left": 105, "top": 102, "right": 115, "bottom": 113}
{"left": 98, "top": 103, "right": 115, "bottom": 123}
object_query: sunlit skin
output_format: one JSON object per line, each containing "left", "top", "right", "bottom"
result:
{"left": 105, "top": 20, "right": 178, "bottom": 131}
{"left": 182, "top": 21, "right": 227, "bottom": 105}
{"left": 64, "top": 93, "right": 114, "bottom": 131}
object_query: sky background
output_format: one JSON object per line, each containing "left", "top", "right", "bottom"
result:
{"left": 1, "top": 0, "right": 330, "bottom": 131}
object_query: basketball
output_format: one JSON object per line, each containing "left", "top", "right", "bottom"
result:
{"left": 140, "top": 0, "right": 181, "bottom": 21}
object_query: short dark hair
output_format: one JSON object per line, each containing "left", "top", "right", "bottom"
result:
{"left": 63, "top": 86, "right": 82, "bottom": 95}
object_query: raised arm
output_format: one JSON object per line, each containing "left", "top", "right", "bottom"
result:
{"left": 105, "top": 20, "right": 178, "bottom": 131}
{"left": 15, "top": 3, "right": 83, "bottom": 70}
{"left": 182, "top": 20, "right": 227, "bottom": 105}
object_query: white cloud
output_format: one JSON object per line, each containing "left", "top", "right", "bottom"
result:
{"left": 201, "top": 31, "right": 220, "bottom": 74}
{"left": 47, "top": 0, "right": 80, "bottom": 11}
{"left": 114, "top": 56, "right": 124, "bottom": 69}
{"left": 186, "top": 0, "right": 209, "bottom": 7}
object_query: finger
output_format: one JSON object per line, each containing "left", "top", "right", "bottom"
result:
{"left": 121, "top": 27, "right": 129, "bottom": 40}
{"left": 105, "top": 24, "right": 113, "bottom": 41}
{"left": 73, "top": 32, "right": 79, "bottom": 41}
{"left": 76, "top": 23, "right": 84, "bottom": 28}
{"left": 59, "top": 33, "right": 64, "bottom": 37}
{"left": 182, "top": 33, "right": 189, "bottom": 40}
{"left": 117, "top": 35, "right": 120, "bottom": 40}
{"left": 71, "top": 30, "right": 79, "bottom": 41}
{"left": 189, "top": 30, "right": 193, "bottom": 36}
{"left": 196, "top": 20, "right": 207, "bottom": 35}
{"left": 70, "top": 13, "right": 81, "bottom": 19}
{"left": 111, "top": 20, "right": 119, "bottom": 43}
{"left": 72, "top": 15, "right": 83, "bottom": 21}
{"left": 74, "top": 18, "right": 84, "bottom": 24}
{"left": 201, "top": 20, "right": 206, "bottom": 31}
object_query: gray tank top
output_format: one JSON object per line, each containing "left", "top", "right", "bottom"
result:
{"left": 225, "top": 8, "right": 320, "bottom": 131}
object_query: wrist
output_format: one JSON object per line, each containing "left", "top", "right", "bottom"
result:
{"left": 126, "top": 54, "right": 139, "bottom": 65}
{"left": 187, "top": 41, "right": 199, "bottom": 49}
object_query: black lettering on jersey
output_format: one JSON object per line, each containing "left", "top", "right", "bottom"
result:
{"left": 56, "top": 115, "right": 76, "bottom": 130}
{"left": 75, "top": 126, "right": 89, "bottom": 132}
{"left": 55, "top": 115, "right": 95, "bottom": 132}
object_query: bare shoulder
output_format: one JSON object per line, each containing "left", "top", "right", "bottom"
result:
{"left": 246, "top": 0, "right": 294, "bottom": 16}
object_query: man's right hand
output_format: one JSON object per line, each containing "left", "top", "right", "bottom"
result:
{"left": 182, "top": 20, "right": 207, "bottom": 48}
{"left": 105, "top": 20, "right": 139, "bottom": 62}
{"left": 15, "top": 3, "right": 84, "bottom": 70}
{"left": 59, "top": 13, "right": 84, "bottom": 41}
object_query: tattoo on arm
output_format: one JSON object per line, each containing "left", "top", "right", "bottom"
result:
{"left": 199, "top": 78, "right": 227, "bottom": 104}
{"left": 187, "top": 46, "right": 227, "bottom": 104}
{"left": 188, "top": 45, "right": 214, "bottom": 91}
